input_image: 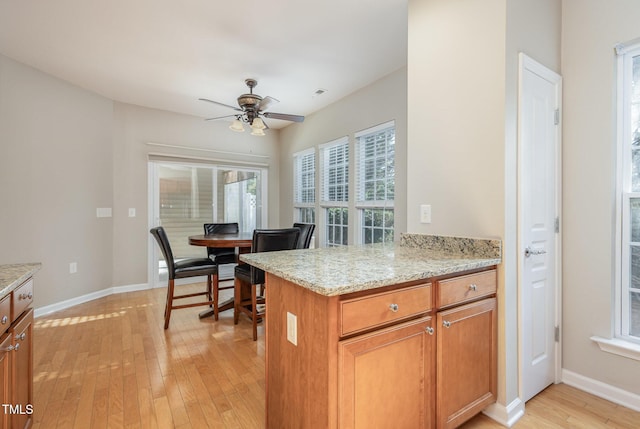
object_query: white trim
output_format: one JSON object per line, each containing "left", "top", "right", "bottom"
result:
{"left": 34, "top": 283, "right": 151, "bottom": 318}
{"left": 591, "top": 336, "right": 640, "bottom": 361}
{"left": 482, "top": 398, "right": 525, "bottom": 428}
{"left": 354, "top": 120, "right": 395, "bottom": 138}
{"left": 146, "top": 142, "right": 270, "bottom": 159}
{"left": 562, "top": 369, "right": 640, "bottom": 412}
{"left": 147, "top": 152, "right": 269, "bottom": 168}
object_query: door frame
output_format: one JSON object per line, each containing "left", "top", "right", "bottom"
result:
{"left": 517, "top": 53, "right": 563, "bottom": 398}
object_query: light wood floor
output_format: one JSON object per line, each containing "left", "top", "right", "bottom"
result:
{"left": 31, "top": 283, "right": 640, "bottom": 428}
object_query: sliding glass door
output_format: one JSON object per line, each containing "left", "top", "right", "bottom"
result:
{"left": 149, "top": 160, "right": 267, "bottom": 286}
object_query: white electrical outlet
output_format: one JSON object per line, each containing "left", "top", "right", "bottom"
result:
{"left": 128, "top": 208, "right": 136, "bottom": 217}
{"left": 420, "top": 204, "right": 432, "bottom": 223}
{"left": 287, "top": 312, "right": 298, "bottom": 346}
{"left": 69, "top": 262, "right": 77, "bottom": 274}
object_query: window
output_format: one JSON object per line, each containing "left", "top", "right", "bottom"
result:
{"left": 618, "top": 41, "right": 640, "bottom": 343}
{"left": 321, "top": 137, "right": 349, "bottom": 247}
{"left": 356, "top": 122, "right": 395, "bottom": 244}
{"left": 293, "top": 149, "right": 316, "bottom": 224}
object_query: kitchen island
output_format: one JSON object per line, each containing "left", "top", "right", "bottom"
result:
{"left": 0, "top": 263, "right": 40, "bottom": 429}
{"left": 241, "top": 234, "right": 501, "bottom": 429}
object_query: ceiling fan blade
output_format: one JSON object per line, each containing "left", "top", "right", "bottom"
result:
{"left": 258, "top": 96, "right": 279, "bottom": 112}
{"left": 199, "top": 98, "right": 241, "bottom": 111}
{"left": 263, "top": 112, "right": 305, "bottom": 122}
{"left": 205, "top": 114, "right": 238, "bottom": 121}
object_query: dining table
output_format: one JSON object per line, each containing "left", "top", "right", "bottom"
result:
{"left": 188, "top": 232, "right": 254, "bottom": 319}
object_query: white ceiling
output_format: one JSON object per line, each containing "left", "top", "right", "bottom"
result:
{"left": 0, "top": 0, "right": 408, "bottom": 128}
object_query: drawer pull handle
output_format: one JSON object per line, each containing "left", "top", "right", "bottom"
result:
{"left": 1, "top": 316, "right": 6, "bottom": 325}
{"left": 17, "top": 333, "right": 26, "bottom": 341}
{"left": 469, "top": 284, "right": 477, "bottom": 291}
{"left": 443, "top": 320, "right": 451, "bottom": 328}
{"left": 2, "top": 344, "right": 19, "bottom": 352}
{"left": 426, "top": 327, "right": 434, "bottom": 335}
{"left": 19, "top": 292, "right": 32, "bottom": 300}
{"left": 389, "top": 303, "right": 399, "bottom": 312}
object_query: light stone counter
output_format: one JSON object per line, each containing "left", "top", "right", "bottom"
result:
{"left": 0, "top": 263, "right": 42, "bottom": 300}
{"left": 240, "top": 234, "right": 501, "bottom": 296}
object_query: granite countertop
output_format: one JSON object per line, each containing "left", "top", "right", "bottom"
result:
{"left": 240, "top": 234, "right": 501, "bottom": 296}
{"left": 0, "top": 263, "right": 42, "bottom": 299}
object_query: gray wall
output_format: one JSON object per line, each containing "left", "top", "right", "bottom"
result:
{"left": 562, "top": 0, "right": 640, "bottom": 395}
{"left": 0, "top": 54, "right": 114, "bottom": 307}
{"left": 0, "top": 53, "right": 281, "bottom": 308}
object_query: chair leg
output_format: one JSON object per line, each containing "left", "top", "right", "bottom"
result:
{"left": 251, "top": 283, "right": 258, "bottom": 341}
{"left": 212, "top": 272, "right": 220, "bottom": 321}
{"left": 233, "top": 277, "right": 241, "bottom": 325}
{"left": 164, "top": 279, "right": 175, "bottom": 329}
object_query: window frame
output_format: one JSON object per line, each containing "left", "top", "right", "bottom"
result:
{"left": 354, "top": 121, "right": 395, "bottom": 244}
{"left": 293, "top": 148, "right": 316, "bottom": 224}
{"left": 319, "top": 137, "right": 350, "bottom": 247}
{"left": 617, "top": 40, "right": 640, "bottom": 344}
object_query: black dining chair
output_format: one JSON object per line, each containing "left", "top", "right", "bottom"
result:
{"left": 234, "top": 228, "right": 300, "bottom": 341}
{"left": 204, "top": 222, "right": 239, "bottom": 320}
{"left": 150, "top": 226, "right": 218, "bottom": 329}
{"left": 293, "top": 222, "right": 316, "bottom": 249}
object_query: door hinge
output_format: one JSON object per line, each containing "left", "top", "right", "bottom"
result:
{"left": 554, "top": 109, "right": 560, "bottom": 125}
{"left": 554, "top": 217, "right": 559, "bottom": 233}
{"left": 555, "top": 326, "right": 560, "bottom": 342}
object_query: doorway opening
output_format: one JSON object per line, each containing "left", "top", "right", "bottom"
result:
{"left": 148, "top": 160, "right": 268, "bottom": 287}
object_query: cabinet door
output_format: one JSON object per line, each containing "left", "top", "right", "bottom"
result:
{"left": 437, "top": 298, "right": 496, "bottom": 429}
{"left": 0, "top": 333, "right": 11, "bottom": 429}
{"left": 12, "top": 308, "right": 33, "bottom": 429}
{"left": 339, "top": 316, "right": 434, "bottom": 429}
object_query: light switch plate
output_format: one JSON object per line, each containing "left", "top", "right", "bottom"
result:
{"left": 420, "top": 204, "right": 432, "bottom": 223}
{"left": 69, "top": 262, "right": 77, "bottom": 274}
{"left": 96, "top": 208, "right": 112, "bottom": 218}
{"left": 128, "top": 208, "right": 136, "bottom": 217}
{"left": 287, "top": 312, "right": 298, "bottom": 346}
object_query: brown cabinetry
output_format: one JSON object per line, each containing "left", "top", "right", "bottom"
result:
{"left": 265, "top": 267, "right": 497, "bottom": 429}
{"left": 0, "top": 278, "right": 35, "bottom": 429}
{"left": 436, "top": 298, "right": 497, "bottom": 429}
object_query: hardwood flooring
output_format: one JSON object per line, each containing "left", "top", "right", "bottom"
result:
{"left": 31, "top": 283, "right": 640, "bottom": 428}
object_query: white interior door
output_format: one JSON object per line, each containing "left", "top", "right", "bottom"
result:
{"left": 518, "top": 54, "right": 562, "bottom": 403}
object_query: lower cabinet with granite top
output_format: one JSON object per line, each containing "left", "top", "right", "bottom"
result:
{"left": 0, "top": 264, "right": 39, "bottom": 429}
{"left": 264, "top": 267, "right": 497, "bottom": 429}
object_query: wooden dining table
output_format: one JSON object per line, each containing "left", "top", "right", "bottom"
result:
{"left": 188, "top": 232, "right": 254, "bottom": 319}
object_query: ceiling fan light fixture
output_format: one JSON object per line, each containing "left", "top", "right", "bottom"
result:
{"left": 229, "top": 118, "right": 245, "bottom": 132}
{"left": 250, "top": 127, "right": 266, "bottom": 136}
{"left": 251, "top": 117, "right": 266, "bottom": 130}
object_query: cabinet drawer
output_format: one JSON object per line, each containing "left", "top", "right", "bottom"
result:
{"left": 0, "top": 295, "right": 10, "bottom": 331}
{"left": 437, "top": 270, "right": 496, "bottom": 308}
{"left": 340, "top": 283, "right": 432, "bottom": 336}
{"left": 13, "top": 279, "right": 33, "bottom": 320}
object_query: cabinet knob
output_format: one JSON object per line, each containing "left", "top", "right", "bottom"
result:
{"left": 1, "top": 316, "right": 6, "bottom": 325}
{"left": 426, "top": 327, "right": 434, "bottom": 335}
{"left": 2, "top": 344, "right": 18, "bottom": 352}
{"left": 389, "top": 303, "right": 399, "bottom": 312}
{"left": 469, "top": 284, "right": 477, "bottom": 291}
{"left": 443, "top": 320, "right": 451, "bottom": 328}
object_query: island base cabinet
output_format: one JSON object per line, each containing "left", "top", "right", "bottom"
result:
{"left": 0, "top": 333, "right": 11, "bottom": 429}
{"left": 338, "top": 317, "right": 435, "bottom": 429}
{"left": 436, "top": 298, "right": 497, "bottom": 429}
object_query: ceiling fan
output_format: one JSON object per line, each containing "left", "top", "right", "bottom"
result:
{"left": 199, "top": 79, "right": 304, "bottom": 135}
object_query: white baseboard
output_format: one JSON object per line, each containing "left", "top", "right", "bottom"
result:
{"left": 562, "top": 369, "right": 640, "bottom": 412}
{"left": 482, "top": 397, "right": 525, "bottom": 427}
{"left": 34, "top": 283, "right": 152, "bottom": 318}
